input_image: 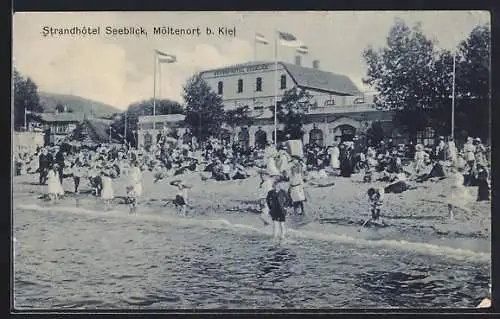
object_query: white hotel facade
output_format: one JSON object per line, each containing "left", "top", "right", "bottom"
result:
{"left": 137, "top": 58, "right": 399, "bottom": 148}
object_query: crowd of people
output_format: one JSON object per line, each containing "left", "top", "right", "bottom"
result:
{"left": 12, "top": 130, "right": 492, "bottom": 307}
{"left": 13, "top": 130, "right": 490, "bottom": 225}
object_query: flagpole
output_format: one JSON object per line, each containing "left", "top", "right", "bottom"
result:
{"left": 153, "top": 51, "right": 157, "bottom": 131}
{"left": 24, "top": 107, "right": 27, "bottom": 131}
{"left": 274, "top": 30, "right": 278, "bottom": 146}
{"left": 124, "top": 110, "right": 127, "bottom": 145}
{"left": 159, "top": 59, "right": 162, "bottom": 101}
{"left": 451, "top": 52, "right": 456, "bottom": 140}
{"left": 254, "top": 35, "right": 257, "bottom": 61}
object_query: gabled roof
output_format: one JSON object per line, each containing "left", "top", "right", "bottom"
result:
{"left": 200, "top": 61, "right": 361, "bottom": 96}
{"left": 280, "top": 62, "right": 361, "bottom": 96}
{"left": 34, "top": 112, "right": 86, "bottom": 123}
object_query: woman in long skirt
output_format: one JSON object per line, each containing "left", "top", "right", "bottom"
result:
{"left": 101, "top": 170, "right": 114, "bottom": 211}
{"left": 329, "top": 144, "right": 340, "bottom": 171}
{"left": 127, "top": 161, "right": 143, "bottom": 213}
{"left": 47, "top": 165, "right": 64, "bottom": 201}
{"left": 289, "top": 163, "right": 306, "bottom": 215}
{"left": 446, "top": 166, "right": 474, "bottom": 220}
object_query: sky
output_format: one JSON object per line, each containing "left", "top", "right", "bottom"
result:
{"left": 13, "top": 11, "right": 489, "bottom": 110}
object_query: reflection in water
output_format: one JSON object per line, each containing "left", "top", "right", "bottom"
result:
{"left": 13, "top": 206, "right": 490, "bottom": 309}
{"left": 255, "top": 246, "right": 297, "bottom": 286}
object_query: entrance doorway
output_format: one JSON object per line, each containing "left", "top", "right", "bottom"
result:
{"left": 333, "top": 124, "right": 356, "bottom": 143}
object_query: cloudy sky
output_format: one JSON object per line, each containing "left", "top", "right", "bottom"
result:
{"left": 13, "top": 11, "right": 489, "bottom": 110}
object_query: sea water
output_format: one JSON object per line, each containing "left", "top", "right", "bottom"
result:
{"left": 13, "top": 202, "right": 490, "bottom": 309}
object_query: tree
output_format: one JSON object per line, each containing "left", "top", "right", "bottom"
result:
{"left": 224, "top": 105, "right": 253, "bottom": 129}
{"left": 270, "top": 86, "right": 314, "bottom": 140}
{"left": 366, "top": 121, "right": 386, "bottom": 146}
{"left": 454, "top": 24, "right": 490, "bottom": 141}
{"left": 362, "top": 19, "right": 446, "bottom": 139}
{"left": 183, "top": 74, "right": 225, "bottom": 141}
{"left": 13, "top": 69, "right": 42, "bottom": 130}
{"left": 110, "top": 98, "right": 183, "bottom": 146}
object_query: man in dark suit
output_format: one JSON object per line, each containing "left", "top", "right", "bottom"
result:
{"left": 38, "top": 147, "right": 53, "bottom": 185}
{"left": 55, "top": 147, "right": 66, "bottom": 184}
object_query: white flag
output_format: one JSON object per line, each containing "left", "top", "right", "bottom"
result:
{"left": 255, "top": 33, "right": 269, "bottom": 45}
{"left": 278, "top": 31, "right": 302, "bottom": 47}
{"left": 296, "top": 45, "right": 309, "bottom": 54}
{"left": 155, "top": 49, "right": 177, "bottom": 63}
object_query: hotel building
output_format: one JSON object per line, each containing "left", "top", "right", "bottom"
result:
{"left": 137, "top": 58, "right": 406, "bottom": 148}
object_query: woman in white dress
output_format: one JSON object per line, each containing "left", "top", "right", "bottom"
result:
{"left": 446, "top": 166, "right": 473, "bottom": 220}
{"left": 329, "top": 144, "right": 340, "bottom": 170}
{"left": 413, "top": 144, "right": 428, "bottom": 177}
{"left": 127, "top": 162, "right": 143, "bottom": 213}
{"left": 266, "top": 155, "right": 280, "bottom": 176}
{"left": 47, "top": 164, "right": 64, "bottom": 201}
{"left": 276, "top": 148, "right": 291, "bottom": 175}
{"left": 101, "top": 170, "right": 114, "bottom": 211}
{"left": 289, "top": 162, "right": 306, "bottom": 216}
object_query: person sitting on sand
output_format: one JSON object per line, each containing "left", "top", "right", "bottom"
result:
{"left": 413, "top": 144, "right": 429, "bottom": 178}
{"left": 384, "top": 167, "right": 413, "bottom": 194}
{"left": 266, "top": 177, "right": 290, "bottom": 240}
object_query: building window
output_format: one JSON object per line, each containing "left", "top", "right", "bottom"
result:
{"left": 55, "top": 123, "right": 68, "bottom": 134}
{"left": 324, "top": 99, "right": 335, "bottom": 106}
{"left": 237, "top": 79, "right": 243, "bottom": 93}
{"left": 218, "top": 81, "right": 223, "bottom": 95}
{"left": 256, "top": 77, "right": 262, "bottom": 92}
{"left": 416, "top": 127, "right": 435, "bottom": 146}
{"left": 280, "top": 75, "right": 286, "bottom": 89}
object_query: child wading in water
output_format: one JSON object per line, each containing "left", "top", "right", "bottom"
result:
{"left": 170, "top": 179, "right": 190, "bottom": 216}
{"left": 257, "top": 170, "right": 273, "bottom": 226}
{"left": 100, "top": 170, "right": 114, "bottom": 211}
{"left": 266, "top": 177, "right": 290, "bottom": 240}
{"left": 367, "top": 187, "right": 385, "bottom": 224}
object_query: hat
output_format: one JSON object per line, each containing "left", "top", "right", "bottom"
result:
{"left": 439, "top": 136, "right": 445, "bottom": 140}
{"left": 415, "top": 144, "right": 424, "bottom": 151}
{"left": 474, "top": 137, "right": 482, "bottom": 143}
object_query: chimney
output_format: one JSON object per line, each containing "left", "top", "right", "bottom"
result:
{"left": 295, "top": 55, "right": 302, "bottom": 66}
{"left": 312, "top": 60, "right": 319, "bottom": 69}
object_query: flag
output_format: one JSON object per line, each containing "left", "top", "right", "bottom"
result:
{"left": 278, "top": 31, "right": 302, "bottom": 47}
{"left": 158, "top": 56, "right": 176, "bottom": 63}
{"left": 296, "top": 45, "right": 309, "bottom": 54}
{"left": 255, "top": 33, "right": 269, "bottom": 45}
{"left": 25, "top": 109, "right": 32, "bottom": 114}
{"left": 155, "top": 49, "right": 177, "bottom": 63}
